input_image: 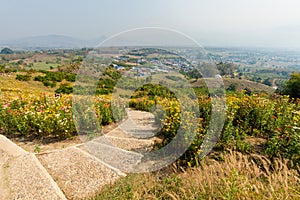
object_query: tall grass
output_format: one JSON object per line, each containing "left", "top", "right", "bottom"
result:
{"left": 92, "top": 151, "right": 300, "bottom": 200}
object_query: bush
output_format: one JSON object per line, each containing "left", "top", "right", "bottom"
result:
{"left": 281, "top": 73, "right": 300, "bottom": 99}
{"left": 55, "top": 84, "right": 73, "bottom": 94}
{"left": 65, "top": 73, "right": 76, "bottom": 82}
{"left": 226, "top": 83, "right": 237, "bottom": 92}
{"left": 42, "top": 81, "right": 57, "bottom": 88}
{"left": 0, "top": 47, "right": 13, "bottom": 54}
{"left": 45, "top": 72, "right": 64, "bottom": 82}
{"left": 34, "top": 75, "right": 45, "bottom": 82}
{"left": 0, "top": 93, "right": 117, "bottom": 139}
{"left": 16, "top": 74, "right": 31, "bottom": 81}
{"left": 129, "top": 91, "right": 300, "bottom": 167}
{"left": 95, "top": 102, "right": 114, "bottom": 125}
{"left": 0, "top": 94, "right": 76, "bottom": 139}
{"left": 34, "top": 71, "right": 65, "bottom": 83}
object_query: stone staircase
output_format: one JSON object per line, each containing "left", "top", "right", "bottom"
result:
{"left": 0, "top": 109, "right": 159, "bottom": 200}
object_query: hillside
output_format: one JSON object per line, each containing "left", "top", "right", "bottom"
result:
{"left": 191, "top": 77, "right": 275, "bottom": 93}
{"left": 223, "top": 78, "right": 275, "bottom": 93}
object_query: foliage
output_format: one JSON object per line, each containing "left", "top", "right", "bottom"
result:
{"left": 16, "top": 74, "right": 31, "bottom": 81}
{"left": 95, "top": 101, "right": 114, "bottom": 125}
{"left": 103, "top": 65, "right": 122, "bottom": 80}
{"left": 55, "top": 84, "right": 73, "bottom": 94}
{"left": 182, "top": 68, "right": 202, "bottom": 80}
{"left": 42, "top": 81, "right": 57, "bottom": 88}
{"left": 0, "top": 47, "right": 14, "bottom": 54}
{"left": 216, "top": 62, "right": 237, "bottom": 77}
{"left": 280, "top": 73, "right": 300, "bottom": 99}
{"left": 34, "top": 71, "right": 65, "bottom": 82}
{"left": 0, "top": 94, "right": 76, "bottom": 139}
{"left": 227, "top": 83, "right": 237, "bottom": 92}
{"left": 129, "top": 91, "right": 300, "bottom": 167}
{"left": 65, "top": 73, "right": 76, "bottom": 82}
{"left": 0, "top": 93, "right": 116, "bottom": 139}
{"left": 34, "top": 72, "right": 77, "bottom": 88}
{"left": 94, "top": 66, "right": 123, "bottom": 94}
{"left": 131, "top": 84, "right": 174, "bottom": 100}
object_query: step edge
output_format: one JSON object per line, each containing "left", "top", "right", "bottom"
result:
{"left": 73, "top": 146, "right": 127, "bottom": 177}
{"left": 31, "top": 154, "right": 68, "bottom": 200}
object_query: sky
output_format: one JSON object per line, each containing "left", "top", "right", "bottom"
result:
{"left": 1, "top": 0, "right": 300, "bottom": 48}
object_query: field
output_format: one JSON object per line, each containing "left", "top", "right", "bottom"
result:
{"left": 30, "top": 62, "right": 59, "bottom": 70}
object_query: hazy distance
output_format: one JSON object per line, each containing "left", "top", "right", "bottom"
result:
{"left": 1, "top": 0, "right": 300, "bottom": 49}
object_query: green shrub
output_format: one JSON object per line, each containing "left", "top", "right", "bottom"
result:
{"left": 42, "top": 81, "right": 57, "bottom": 88}
{"left": 34, "top": 71, "right": 65, "bottom": 83}
{"left": 16, "top": 74, "right": 31, "bottom": 81}
{"left": 280, "top": 72, "right": 300, "bottom": 99}
{"left": 65, "top": 73, "right": 76, "bottom": 82}
{"left": 55, "top": 84, "right": 73, "bottom": 94}
{"left": 34, "top": 75, "right": 45, "bottom": 82}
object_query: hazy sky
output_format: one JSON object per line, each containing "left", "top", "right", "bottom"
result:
{"left": 1, "top": 0, "right": 300, "bottom": 48}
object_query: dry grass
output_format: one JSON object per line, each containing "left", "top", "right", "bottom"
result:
{"left": 93, "top": 151, "right": 300, "bottom": 200}
{"left": 0, "top": 73, "right": 55, "bottom": 95}
{"left": 180, "top": 152, "right": 300, "bottom": 200}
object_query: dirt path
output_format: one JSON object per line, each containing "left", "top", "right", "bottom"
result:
{"left": 272, "top": 78, "right": 278, "bottom": 89}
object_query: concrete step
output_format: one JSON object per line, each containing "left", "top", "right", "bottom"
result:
{"left": 36, "top": 146, "right": 122, "bottom": 200}
{"left": 113, "top": 109, "right": 160, "bottom": 139}
{"left": 94, "top": 135, "right": 154, "bottom": 152}
{"left": 0, "top": 135, "right": 66, "bottom": 200}
{"left": 79, "top": 141, "right": 144, "bottom": 173}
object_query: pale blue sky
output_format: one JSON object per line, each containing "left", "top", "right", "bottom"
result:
{"left": 1, "top": 0, "right": 300, "bottom": 48}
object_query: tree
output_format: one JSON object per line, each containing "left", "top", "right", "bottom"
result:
{"left": 244, "top": 87, "right": 252, "bottom": 95}
{"left": 281, "top": 73, "right": 300, "bottom": 98}
{"left": 216, "top": 62, "right": 237, "bottom": 77}
{"left": 146, "top": 75, "right": 152, "bottom": 82}
{"left": 227, "top": 83, "right": 237, "bottom": 92}
{"left": 263, "top": 78, "right": 272, "bottom": 86}
{"left": 0, "top": 47, "right": 13, "bottom": 54}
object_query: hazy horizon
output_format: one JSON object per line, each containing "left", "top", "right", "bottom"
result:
{"left": 2, "top": 0, "right": 300, "bottom": 49}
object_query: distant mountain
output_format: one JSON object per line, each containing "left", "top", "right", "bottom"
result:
{"left": 0, "top": 35, "right": 106, "bottom": 50}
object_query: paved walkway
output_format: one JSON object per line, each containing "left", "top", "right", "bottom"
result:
{"left": 0, "top": 109, "right": 159, "bottom": 200}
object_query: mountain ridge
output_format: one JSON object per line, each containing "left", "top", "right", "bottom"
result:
{"left": 0, "top": 35, "right": 106, "bottom": 50}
